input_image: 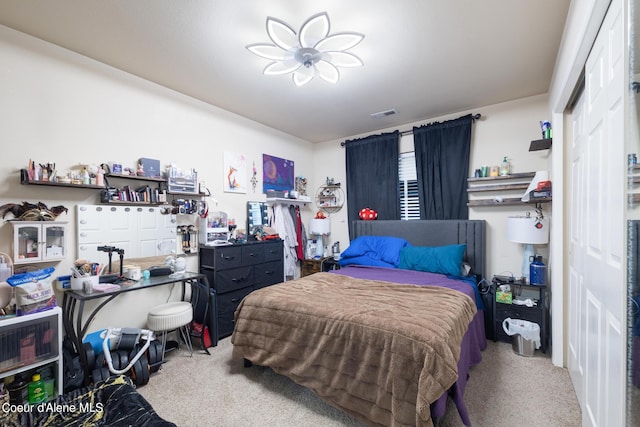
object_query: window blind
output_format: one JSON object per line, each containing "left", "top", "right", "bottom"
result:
{"left": 398, "top": 152, "right": 420, "bottom": 220}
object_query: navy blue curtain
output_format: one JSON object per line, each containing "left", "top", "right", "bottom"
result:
{"left": 413, "top": 114, "right": 472, "bottom": 219}
{"left": 344, "top": 131, "right": 400, "bottom": 239}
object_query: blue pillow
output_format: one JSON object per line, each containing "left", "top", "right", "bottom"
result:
{"left": 338, "top": 255, "right": 396, "bottom": 268}
{"left": 340, "top": 236, "right": 411, "bottom": 267}
{"left": 398, "top": 244, "right": 467, "bottom": 276}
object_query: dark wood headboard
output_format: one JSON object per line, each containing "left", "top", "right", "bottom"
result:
{"left": 351, "top": 220, "right": 487, "bottom": 279}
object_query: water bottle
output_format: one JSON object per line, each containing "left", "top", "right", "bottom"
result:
{"left": 499, "top": 156, "right": 511, "bottom": 176}
{"left": 28, "top": 373, "right": 46, "bottom": 404}
{"left": 529, "top": 254, "right": 546, "bottom": 286}
{"left": 332, "top": 241, "right": 341, "bottom": 260}
{"left": 0, "top": 255, "right": 11, "bottom": 282}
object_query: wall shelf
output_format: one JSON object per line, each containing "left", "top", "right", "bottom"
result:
{"left": 102, "top": 173, "right": 167, "bottom": 205}
{"left": 104, "top": 173, "right": 166, "bottom": 183}
{"left": 20, "top": 169, "right": 104, "bottom": 189}
{"left": 265, "top": 197, "right": 309, "bottom": 207}
{"left": 467, "top": 172, "right": 551, "bottom": 207}
{"left": 467, "top": 183, "right": 530, "bottom": 192}
{"left": 468, "top": 197, "right": 552, "bottom": 207}
{"left": 167, "top": 191, "right": 207, "bottom": 197}
{"left": 19, "top": 167, "right": 201, "bottom": 205}
{"left": 100, "top": 200, "right": 166, "bottom": 206}
{"left": 315, "top": 184, "right": 344, "bottom": 214}
{"left": 529, "top": 138, "right": 553, "bottom": 151}
{"left": 467, "top": 172, "right": 535, "bottom": 183}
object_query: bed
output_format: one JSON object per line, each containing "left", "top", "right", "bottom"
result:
{"left": 231, "top": 220, "right": 487, "bottom": 426}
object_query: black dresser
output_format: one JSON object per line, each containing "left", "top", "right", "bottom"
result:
{"left": 199, "top": 240, "right": 284, "bottom": 338}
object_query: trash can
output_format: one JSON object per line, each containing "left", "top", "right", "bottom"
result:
{"left": 502, "top": 318, "right": 541, "bottom": 357}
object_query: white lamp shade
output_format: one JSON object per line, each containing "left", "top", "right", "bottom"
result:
{"left": 309, "top": 218, "right": 330, "bottom": 235}
{"left": 507, "top": 216, "right": 549, "bottom": 244}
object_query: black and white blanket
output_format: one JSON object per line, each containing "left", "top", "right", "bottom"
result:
{"left": 2, "top": 375, "right": 174, "bottom": 427}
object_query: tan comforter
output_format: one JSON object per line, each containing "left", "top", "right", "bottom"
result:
{"left": 231, "top": 272, "right": 476, "bottom": 427}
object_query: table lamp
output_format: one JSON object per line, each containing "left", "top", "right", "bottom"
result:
{"left": 507, "top": 214, "right": 549, "bottom": 281}
{"left": 309, "top": 218, "right": 330, "bottom": 258}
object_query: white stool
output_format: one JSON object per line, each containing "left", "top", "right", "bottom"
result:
{"left": 147, "top": 301, "right": 193, "bottom": 359}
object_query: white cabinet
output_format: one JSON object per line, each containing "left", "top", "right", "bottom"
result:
{"left": 11, "top": 221, "right": 67, "bottom": 264}
{"left": 0, "top": 307, "right": 63, "bottom": 401}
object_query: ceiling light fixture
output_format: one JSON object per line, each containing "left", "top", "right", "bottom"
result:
{"left": 246, "top": 12, "right": 364, "bottom": 87}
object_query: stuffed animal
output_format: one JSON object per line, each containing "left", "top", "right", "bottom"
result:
{"left": 359, "top": 208, "right": 378, "bottom": 220}
{"left": 86, "top": 164, "right": 100, "bottom": 177}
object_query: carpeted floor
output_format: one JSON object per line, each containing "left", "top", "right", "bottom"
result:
{"left": 137, "top": 337, "right": 581, "bottom": 427}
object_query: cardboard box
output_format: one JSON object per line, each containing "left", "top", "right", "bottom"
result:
{"left": 496, "top": 291, "right": 513, "bottom": 304}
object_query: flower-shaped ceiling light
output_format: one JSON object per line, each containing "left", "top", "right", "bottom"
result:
{"left": 247, "top": 12, "right": 364, "bottom": 86}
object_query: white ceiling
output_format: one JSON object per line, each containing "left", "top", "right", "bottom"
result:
{"left": 0, "top": 0, "right": 572, "bottom": 143}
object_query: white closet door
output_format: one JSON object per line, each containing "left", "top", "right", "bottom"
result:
{"left": 568, "top": 88, "right": 586, "bottom": 407}
{"left": 568, "top": 0, "right": 626, "bottom": 425}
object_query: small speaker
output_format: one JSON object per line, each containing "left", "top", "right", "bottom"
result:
{"left": 148, "top": 266, "right": 172, "bottom": 277}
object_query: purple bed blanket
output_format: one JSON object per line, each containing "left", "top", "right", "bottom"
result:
{"left": 331, "top": 265, "right": 487, "bottom": 426}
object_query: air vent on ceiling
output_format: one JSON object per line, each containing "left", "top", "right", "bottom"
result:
{"left": 370, "top": 109, "right": 396, "bottom": 118}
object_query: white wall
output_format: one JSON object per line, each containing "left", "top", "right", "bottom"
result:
{"left": 0, "top": 25, "right": 315, "bottom": 330}
{"left": 0, "top": 23, "right": 555, "bottom": 335}
{"left": 314, "top": 95, "right": 552, "bottom": 281}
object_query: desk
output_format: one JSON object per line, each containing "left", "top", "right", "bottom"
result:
{"left": 61, "top": 271, "right": 212, "bottom": 381}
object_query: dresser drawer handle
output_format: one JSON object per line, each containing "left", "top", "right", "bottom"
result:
{"left": 264, "top": 270, "right": 273, "bottom": 275}
{"left": 231, "top": 297, "right": 241, "bottom": 303}
{"left": 231, "top": 277, "right": 247, "bottom": 283}
{"left": 248, "top": 252, "right": 257, "bottom": 257}
{"left": 223, "top": 255, "right": 236, "bottom": 261}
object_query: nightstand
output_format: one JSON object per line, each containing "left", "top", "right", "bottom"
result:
{"left": 300, "top": 257, "right": 340, "bottom": 277}
{"left": 491, "top": 275, "right": 548, "bottom": 353}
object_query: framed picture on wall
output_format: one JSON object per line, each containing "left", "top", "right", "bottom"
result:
{"left": 262, "top": 154, "right": 294, "bottom": 193}
{"left": 224, "top": 151, "right": 247, "bottom": 193}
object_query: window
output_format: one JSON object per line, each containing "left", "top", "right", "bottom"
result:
{"left": 399, "top": 152, "right": 420, "bottom": 220}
